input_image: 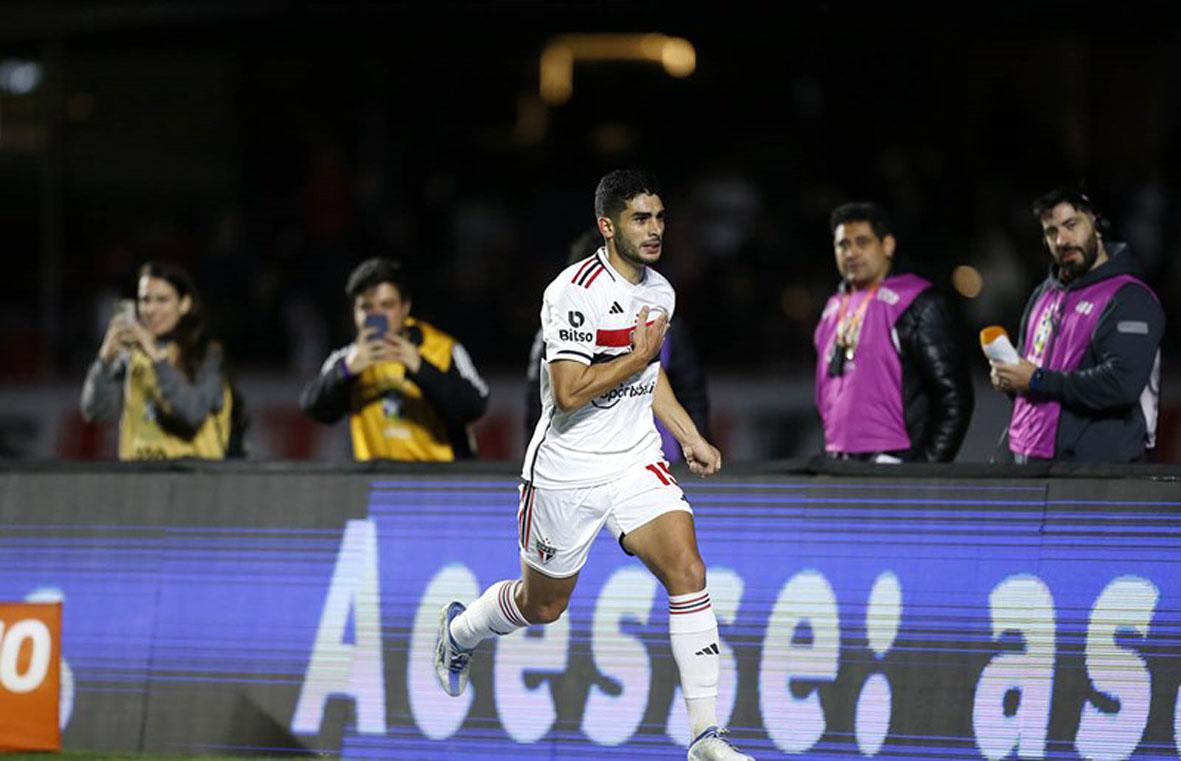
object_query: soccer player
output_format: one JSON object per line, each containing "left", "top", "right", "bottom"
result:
{"left": 434, "top": 170, "right": 754, "bottom": 760}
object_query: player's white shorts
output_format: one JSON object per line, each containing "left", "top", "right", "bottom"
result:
{"left": 517, "top": 460, "right": 692, "bottom": 578}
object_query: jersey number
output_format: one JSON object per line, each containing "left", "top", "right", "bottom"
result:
{"left": 645, "top": 461, "right": 677, "bottom": 485}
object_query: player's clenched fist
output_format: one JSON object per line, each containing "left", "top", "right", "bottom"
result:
{"left": 629, "top": 305, "right": 668, "bottom": 364}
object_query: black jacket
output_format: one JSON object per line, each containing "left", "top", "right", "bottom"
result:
{"left": 894, "top": 287, "right": 975, "bottom": 461}
{"left": 1013, "top": 242, "right": 1163, "bottom": 462}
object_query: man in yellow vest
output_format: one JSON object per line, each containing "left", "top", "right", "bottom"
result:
{"left": 300, "top": 258, "right": 489, "bottom": 460}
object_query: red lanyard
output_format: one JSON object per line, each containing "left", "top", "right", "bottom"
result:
{"left": 835, "top": 283, "right": 880, "bottom": 355}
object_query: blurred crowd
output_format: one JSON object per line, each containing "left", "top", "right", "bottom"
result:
{"left": 59, "top": 142, "right": 1177, "bottom": 383}
{"left": 2, "top": 3, "right": 1180, "bottom": 463}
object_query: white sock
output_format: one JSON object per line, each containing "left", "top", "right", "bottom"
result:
{"left": 668, "top": 588, "right": 720, "bottom": 739}
{"left": 449, "top": 579, "right": 529, "bottom": 650}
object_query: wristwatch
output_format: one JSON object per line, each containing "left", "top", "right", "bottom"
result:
{"left": 1029, "top": 367, "right": 1045, "bottom": 393}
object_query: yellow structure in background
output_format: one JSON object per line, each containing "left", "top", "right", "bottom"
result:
{"left": 539, "top": 33, "right": 696, "bottom": 105}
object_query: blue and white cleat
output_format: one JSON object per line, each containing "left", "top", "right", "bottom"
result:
{"left": 687, "top": 726, "right": 755, "bottom": 761}
{"left": 433, "top": 601, "right": 472, "bottom": 697}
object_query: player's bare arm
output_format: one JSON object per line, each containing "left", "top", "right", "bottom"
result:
{"left": 653, "top": 366, "right": 722, "bottom": 476}
{"left": 549, "top": 306, "right": 668, "bottom": 412}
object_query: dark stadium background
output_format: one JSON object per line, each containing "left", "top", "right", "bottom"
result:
{"left": 1, "top": 0, "right": 1178, "bottom": 460}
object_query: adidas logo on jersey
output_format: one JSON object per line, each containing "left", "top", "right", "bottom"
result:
{"left": 695, "top": 643, "right": 720, "bottom": 656}
{"left": 609, "top": 301, "right": 624, "bottom": 314}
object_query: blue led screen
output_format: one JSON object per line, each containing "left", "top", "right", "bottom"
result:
{"left": 0, "top": 469, "right": 1178, "bottom": 759}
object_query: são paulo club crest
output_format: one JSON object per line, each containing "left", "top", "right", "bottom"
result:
{"left": 534, "top": 536, "right": 558, "bottom": 565}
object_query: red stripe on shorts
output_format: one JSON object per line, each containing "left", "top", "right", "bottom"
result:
{"left": 523, "top": 486, "right": 535, "bottom": 551}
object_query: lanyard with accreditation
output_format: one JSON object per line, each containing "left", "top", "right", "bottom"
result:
{"left": 827, "top": 282, "right": 880, "bottom": 377}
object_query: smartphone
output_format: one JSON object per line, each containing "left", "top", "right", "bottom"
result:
{"left": 115, "top": 299, "right": 136, "bottom": 323}
{"left": 363, "top": 313, "right": 389, "bottom": 341}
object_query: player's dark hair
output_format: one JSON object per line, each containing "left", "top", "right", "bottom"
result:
{"left": 1031, "top": 187, "right": 1111, "bottom": 232}
{"left": 345, "top": 257, "right": 411, "bottom": 303}
{"left": 829, "top": 202, "right": 894, "bottom": 240}
{"left": 594, "top": 169, "right": 662, "bottom": 220}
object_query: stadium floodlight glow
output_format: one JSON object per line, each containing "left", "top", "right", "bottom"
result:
{"left": 539, "top": 34, "right": 697, "bottom": 106}
{"left": 0, "top": 60, "right": 43, "bottom": 96}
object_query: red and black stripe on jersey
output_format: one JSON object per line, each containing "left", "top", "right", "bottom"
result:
{"left": 587, "top": 320, "right": 661, "bottom": 364}
{"left": 571, "top": 257, "right": 603, "bottom": 288}
{"left": 571, "top": 252, "right": 617, "bottom": 289}
{"left": 595, "top": 325, "right": 642, "bottom": 347}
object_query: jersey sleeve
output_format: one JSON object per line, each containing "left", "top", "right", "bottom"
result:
{"left": 650, "top": 273, "right": 677, "bottom": 326}
{"left": 543, "top": 281, "right": 599, "bottom": 366}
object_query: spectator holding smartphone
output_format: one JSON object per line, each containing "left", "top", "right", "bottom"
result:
{"left": 300, "top": 257, "right": 489, "bottom": 460}
{"left": 81, "top": 261, "right": 243, "bottom": 460}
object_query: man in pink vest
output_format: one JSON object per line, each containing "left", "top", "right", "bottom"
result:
{"left": 814, "top": 202, "right": 974, "bottom": 462}
{"left": 992, "top": 188, "right": 1164, "bottom": 462}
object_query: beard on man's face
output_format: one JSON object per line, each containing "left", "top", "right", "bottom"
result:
{"left": 615, "top": 235, "right": 640, "bottom": 264}
{"left": 615, "top": 234, "right": 657, "bottom": 267}
{"left": 1055, "top": 235, "right": 1099, "bottom": 282}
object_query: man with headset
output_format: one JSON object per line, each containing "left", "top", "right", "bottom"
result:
{"left": 991, "top": 188, "right": 1164, "bottom": 462}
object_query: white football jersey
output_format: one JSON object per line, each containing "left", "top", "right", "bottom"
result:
{"left": 523, "top": 247, "right": 676, "bottom": 488}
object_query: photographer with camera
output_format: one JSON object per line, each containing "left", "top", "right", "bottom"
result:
{"left": 299, "top": 257, "right": 489, "bottom": 461}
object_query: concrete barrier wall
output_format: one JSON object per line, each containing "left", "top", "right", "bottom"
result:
{"left": 1, "top": 463, "right": 1178, "bottom": 759}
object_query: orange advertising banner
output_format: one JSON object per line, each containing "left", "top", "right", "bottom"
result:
{"left": 0, "top": 602, "right": 61, "bottom": 752}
